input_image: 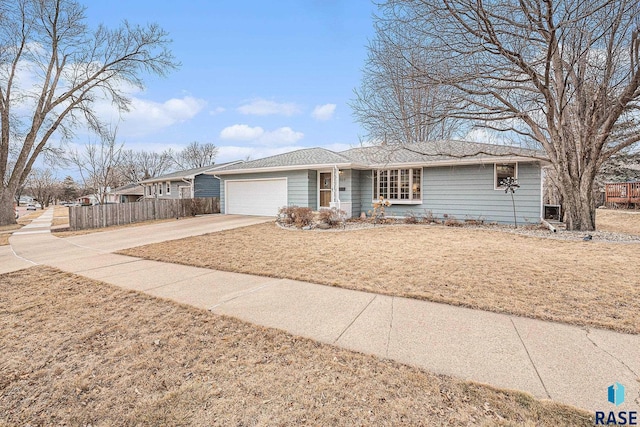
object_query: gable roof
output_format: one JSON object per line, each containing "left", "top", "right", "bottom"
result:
{"left": 212, "top": 148, "right": 362, "bottom": 174}
{"left": 140, "top": 160, "right": 243, "bottom": 184}
{"left": 113, "top": 183, "right": 144, "bottom": 196}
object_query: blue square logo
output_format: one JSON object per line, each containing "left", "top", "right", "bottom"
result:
{"left": 608, "top": 382, "right": 625, "bottom": 406}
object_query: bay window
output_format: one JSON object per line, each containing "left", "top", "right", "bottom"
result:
{"left": 373, "top": 168, "right": 422, "bottom": 203}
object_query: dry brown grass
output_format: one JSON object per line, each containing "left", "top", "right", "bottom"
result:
{"left": 597, "top": 208, "right": 640, "bottom": 235}
{"left": 0, "top": 224, "right": 23, "bottom": 245}
{"left": 121, "top": 222, "right": 640, "bottom": 334}
{"left": 0, "top": 233, "right": 11, "bottom": 246}
{"left": 51, "top": 205, "right": 69, "bottom": 228}
{"left": 17, "top": 208, "right": 44, "bottom": 224}
{"left": 0, "top": 266, "right": 591, "bottom": 426}
{"left": 0, "top": 210, "right": 43, "bottom": 246}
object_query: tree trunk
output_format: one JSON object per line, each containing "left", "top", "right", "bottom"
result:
{"left": 558, "top": 173, "right": 596, "bottom": 231}
{"left": 0, "top": 189, "right": 18, "bottom": 226}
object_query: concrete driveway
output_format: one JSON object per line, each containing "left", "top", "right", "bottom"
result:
{"left": 62, "top": 214, "right": 273, "bottom": 252}
{"left": 2, "top": 213, "right": 272, "bottom": 273}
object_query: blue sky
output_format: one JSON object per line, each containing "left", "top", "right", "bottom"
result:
{"left": 81, "top": 1, "right": 378, "bottom": 163}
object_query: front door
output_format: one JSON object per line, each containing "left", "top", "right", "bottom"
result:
{"left": 319, "top": 172, "right": 332, "bottom": 208}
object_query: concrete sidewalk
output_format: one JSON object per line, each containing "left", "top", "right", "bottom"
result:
{"left": 5, "top": 208, "right": 640, "bottom": 413}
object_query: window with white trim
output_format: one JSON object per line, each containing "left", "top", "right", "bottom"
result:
{"left": 158, "top": 183, "right": 163, "bottom": 196}
{"left": 373, "top": 169, "right": 422, "bottom": 202}
{"left": 495, "top": 163, "right": 517, "bottom": 189}
{"left": 166, "top": 182, "right": 171, "bottom": 195}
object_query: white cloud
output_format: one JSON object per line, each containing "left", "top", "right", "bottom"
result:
{"left": 116, "top": 96, "right": 206, "bottom": 137}
{"left": 219, "top": 124, "right": 304, "bottom": 146}
{"left": 237, "top": 98, "right": 301, "bottom": 116}
{"left": 219, "top": 124, "right": 265, "bottom": 141}
{"left": 209, "top": 107, "right": 226, "bottom": 115}
{"left": 311, "top": 103, "right": 336, "bottom": 121}
{"left": 464, "top": 128, "right": 510, "bottom": 145}
{"left": 259, "top": 127, "right": 304, "bottom": 145}
{"left": 216, "top": 145, "right": 302, "bottom": 163}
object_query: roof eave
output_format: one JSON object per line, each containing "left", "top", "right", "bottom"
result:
{"left": 366, "top": 155, "right": 549, "bottom": 169}
{"left": 211, "top": 162, "right": 363, "bottom": 175}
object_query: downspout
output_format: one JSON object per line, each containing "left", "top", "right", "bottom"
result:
{"left": 539, "top": 166, "right": 556, "bottom": 232}
{"left": 180, "top": 177, "right": 194, "bottom": 198}
{"left": 541, "top": 219, "right": 557, "bottom": 233}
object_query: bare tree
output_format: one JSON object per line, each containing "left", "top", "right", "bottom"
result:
{"left": 66, "top": 131, "right": 124, "bottom": 204}
{"left": 172, "top": 141, "right": 219, "bottom": 169}
{"left": 120, "top": 149, "right": 173, "bottom": 183}
{"left": 0, "top": 0, "right": 178, "bottom": 225}
{"left": 25, "top": 168, "right": 59, "bottom": 208}
{"left": 364, "top": 0, "right": 640, "bottom": 230}
{"left": 351, "top": 22, "right": 460, "bottom": 144}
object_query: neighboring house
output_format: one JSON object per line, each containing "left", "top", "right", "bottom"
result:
{"left": 77, "top": 195, "right": 99, "bottom": 206}
{"left": 212, "top": 141, "right": 549, "bottom": 224}
{"left": 140, "top": 161, "right": 243, "bottom": 200}
{"left": 18, "top": 196, "right": 34, "bottom": 206}
{"left": 113, "top": 183, "right": 144, "bottom": 203}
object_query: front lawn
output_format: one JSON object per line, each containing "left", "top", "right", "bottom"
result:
{"left": 120, "top": 219, "right": 640, "bottom": 334}
{"left": 0, "top": 266, "right": 591, "bottom": 426}
{"left": 596, "top": 208, "right": 640, "bottom": 235}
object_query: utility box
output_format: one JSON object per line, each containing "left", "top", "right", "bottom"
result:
{"left": 544, "top": 204, "right": 562, "bottom": 221}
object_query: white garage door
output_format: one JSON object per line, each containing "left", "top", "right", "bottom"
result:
{"left": 226, "top": 178, "right": 287, "bottom": 216}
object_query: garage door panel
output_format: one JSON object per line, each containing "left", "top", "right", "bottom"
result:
{"left": 226, "top": 178, "right": 287, "bottom": 216}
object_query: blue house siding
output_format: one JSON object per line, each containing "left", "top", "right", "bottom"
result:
{"left": 220, "top": 170, "right": 311, "bottom": 214}
{"left": 219, "top": 162, "right": 542, "bottom": 223}
{"left": 359, "top": 162, "right": 542, "bottom": 224}
{"left": 194, "top": 175, "right": 220, "bottom": 198}
{"left": 350, "top": 170, "right": 362, "bottom": 217}
{"left": 307, "top": 170, "right": 318, "bottom": 210}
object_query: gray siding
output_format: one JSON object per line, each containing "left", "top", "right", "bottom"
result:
{"left": 307, "top": 170, "right": 317, "bottom": 210}
{"left": 220, "top": 170, "right": 311, "bottom": 214}
{"left": 359, "top": 163, "right": 542, "bottom": 224}
{"left": 194, "top": 174, "right": 220, "bottom": 198}
{"left": 360, "top": 171, "right": 374, "bottom": 215}
{"left": 351, "top": 170, "right": 362, "bottom": 217}
{"left": 338, "top": 169, "right": 352, "bottom": 203}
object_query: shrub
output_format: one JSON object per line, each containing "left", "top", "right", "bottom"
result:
{"left": 372, "top": 196, "right": 392, "bottom": 225}
{"left": 464, "top": 216, "right": 484, "bottom": 226}
{"left": 278, "top": 205, "right": 313, "bottom": 228}
{"left": 444, "top": 216, "right": 462, "bottom": 227}
{"left": 404, "top": 211, "right": 419, "bottom": 224}
{"left": 318, "top": 208, "right": 346, "bottom": 227}
{"left": 423, "top": 210, "right": 436, "bottom": 223}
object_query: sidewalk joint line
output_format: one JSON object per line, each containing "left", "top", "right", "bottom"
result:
{"left": 583, "top": 328, "right": 639, "bottom": 377}
{"left": 386, "top": 296, "right": 394, "bottom": 358}
{"left": 333, "top": 295, "right": 377, "bottom": 344}
{"left": 510, "top": 317, "right": 551, "bottom": 399}
{"left": 208, "top": 280, "right": 279, "bottom": 309}
{"left": 74, "top": 259, "right": 144, "bottom": 274}
{"left": 61, "top": 239, "right": 111, "bottom": 254}
{"left": 142, "top": 271, "right": 221, "bottom": 292}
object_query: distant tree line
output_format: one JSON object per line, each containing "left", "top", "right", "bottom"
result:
{"left": 20, "top": 139, "right": 219, "bottom": 207}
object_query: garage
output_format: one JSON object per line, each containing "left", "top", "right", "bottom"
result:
{"left": 225, "top": 178, "right": 287, "bottom": 216}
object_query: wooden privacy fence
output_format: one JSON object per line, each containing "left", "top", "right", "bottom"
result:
{"left": 605, "top": 182, "right": 640, "bottom": 206}
{"left": 69, "top": 198, "right": 220, "bottom": 231}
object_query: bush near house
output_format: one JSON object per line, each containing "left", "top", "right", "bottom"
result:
{"left": 278, "top": 206, "right": 314, "bottom": 228}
